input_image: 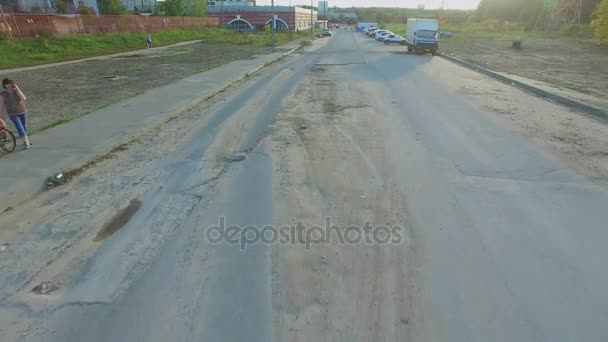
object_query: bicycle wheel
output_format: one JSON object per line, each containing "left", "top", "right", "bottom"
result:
{"left": 0, "top": 129, "right": 16, "bottom": 153}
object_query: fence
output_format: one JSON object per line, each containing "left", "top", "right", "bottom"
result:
{"left": 0, "top": 14, "right": 219, "bottom": 39}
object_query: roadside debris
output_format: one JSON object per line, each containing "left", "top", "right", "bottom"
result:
{"left": 45, "top": 173, "right": 66, "bottom": 189}
{"left": 0, "top": 243, "right": 8, "bottom": 252}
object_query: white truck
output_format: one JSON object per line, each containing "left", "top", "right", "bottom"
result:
{"left": 404, "top": 19, "right": 440, "bottom": 56}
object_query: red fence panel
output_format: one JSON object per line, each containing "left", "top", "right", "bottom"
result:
{"left": 0, "top": 14, "right": 219, "bottom": 39}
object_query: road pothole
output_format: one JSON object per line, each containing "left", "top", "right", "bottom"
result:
{"left": 32, "top": 280, "right": 63, "bottom": 295}
{"left": 225, "top": 152, "right": 248, "bottom": 162}
{"left": 93, "top": 198, "right": 142, "bottom": 242}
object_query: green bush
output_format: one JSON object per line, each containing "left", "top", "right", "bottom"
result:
{"left": 98, "top": 0, "right": 127, "bottom": 15}
{"left": 592, "top": 0, "right": 608, "bottom": 46}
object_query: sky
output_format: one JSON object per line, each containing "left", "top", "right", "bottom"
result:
{"left": 257, "top": 0, "right": 481, "bottom": 10}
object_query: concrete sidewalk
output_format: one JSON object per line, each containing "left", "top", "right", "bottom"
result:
{"left": 0, "top": 40, "right": 203, "bottom": 73}
{"left": 0, "top": 39, "right": 304, "bottom": 212}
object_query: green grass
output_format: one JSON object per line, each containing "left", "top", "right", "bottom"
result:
{"left": 30, "top": 114, "right": 80, "bottom": 134}
{"left": 0, "top": 28, "right": 311, "bottom": 69}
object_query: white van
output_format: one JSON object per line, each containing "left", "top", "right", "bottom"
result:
{"left": 404, "top": 19, "right": 440, "bottom": 56}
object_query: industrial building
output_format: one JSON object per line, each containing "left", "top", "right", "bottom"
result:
{"left": 208, "top": 5, "right": 317, "bottom": 31}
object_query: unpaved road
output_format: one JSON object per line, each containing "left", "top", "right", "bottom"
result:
{"left": 1, "top": 30, "right": 608, "bottom": 342}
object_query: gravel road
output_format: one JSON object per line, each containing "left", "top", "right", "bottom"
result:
{"left": 1, "top": 30, "right": 608, "bottom": 342}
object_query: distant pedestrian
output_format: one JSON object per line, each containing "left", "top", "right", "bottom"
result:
{"left": 1, "top": 78, "right": 30, "bottom": 149}
{"left": 146, "top": 34, "right": 152, "bottom": 49}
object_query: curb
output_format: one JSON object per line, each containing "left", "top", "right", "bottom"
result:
{"left": 0, "top": 42, "right": 303, "bottom": 213}
{"left": 439, "top": 54, "right": 608, "bottom": 121}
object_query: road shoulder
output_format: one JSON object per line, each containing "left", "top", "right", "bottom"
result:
{"left": 0, "top": 39, "right": 305, "bottom": 213}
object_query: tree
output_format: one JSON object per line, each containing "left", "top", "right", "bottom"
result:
{"left": 98, "top": 0, "right": 127, "bottom": 15}
{"left": 55, "top": 0, "right": 68, "bottom": 14}
{"left": 162, "top": 0, "right": 185, "bottom": 16}
{"left": 591, "top": 0, "right": 608, "bottom": 45}
{"left": 582, "top": 0, "right": 603, "bottom": 22}
{"left": 476, "top": 0, "right": 547, "bottom": 27}
{"left": 185, "top": 0, "right": 205, "bottom": 16}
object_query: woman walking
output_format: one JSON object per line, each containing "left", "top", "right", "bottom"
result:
{"left": 1, "top": 78, "right": 30, "bottom": 149}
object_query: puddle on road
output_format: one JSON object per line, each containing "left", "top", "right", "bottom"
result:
{"left": 93, "top": 198, "right": 142, "bottom": 242}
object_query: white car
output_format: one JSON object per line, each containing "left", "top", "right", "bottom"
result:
{"left": 375, "top": 32, "right": 393, "bottom": 41}
{"left": 370, "top": 30, "right": 388, "bottom": 38}
{"left": 383, "top": 34, "right": 406, "bottom": 44}
{"left": 367, "top": 29, "right": 378, "bottom": 36}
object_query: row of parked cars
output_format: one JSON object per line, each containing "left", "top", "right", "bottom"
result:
{"left": 363, "top": 28, "right": 405, "bottom": 45}
{"left": 362, "top": 20, "right": 440, "bottom": 56}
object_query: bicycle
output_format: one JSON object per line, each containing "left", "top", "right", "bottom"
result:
{"left": 0, "top": 126, "right": 17, "bottom": 154}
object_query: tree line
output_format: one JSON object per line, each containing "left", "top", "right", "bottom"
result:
{"left": 476, "top": 0, "right": 601, "bottom": 29}
{"left": 98, "top": 0, "right": 206, "bottom": 16}
{"left": 352, "top": 0, "right": 607, "bottom": 45}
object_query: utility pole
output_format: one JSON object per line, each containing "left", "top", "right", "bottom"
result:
{"left": 441, "top": 0, "right": 445, "bottom": 11}
{"left": 271, "top": 0, "right": 275, "bottom": 52}
{"left": 310, "top": 0, "right": 313, "bottom": 39}
{"left": 220, "top": 0, "right": 224, "bottom": 28}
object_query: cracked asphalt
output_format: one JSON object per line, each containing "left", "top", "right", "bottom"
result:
{"left": 1, "top": 30, "right": 608, "bottom": 342}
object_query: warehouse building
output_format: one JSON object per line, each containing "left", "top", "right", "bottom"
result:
{"left": 207, "top": 5, "right": 317, "bottom": 31}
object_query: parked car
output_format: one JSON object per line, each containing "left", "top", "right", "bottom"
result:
{"left": 383, "top": 34, "right": 406, "bottom": 44}
{"left": 375, "top": 32, "right": 393, "bottom": 41}
{"left": 318, "top": 29, "right": 332, "bottom": 38}
{"left": 370, "top": 30, "right": 389, "bottom": 38}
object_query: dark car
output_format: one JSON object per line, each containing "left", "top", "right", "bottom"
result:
{"left": 318, "top": 29, "right": 332, "bottom": 38}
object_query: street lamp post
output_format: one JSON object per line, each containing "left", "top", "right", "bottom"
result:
{"left": 310, "top": 0, "right": 313, "bottom": 39}
{"left": 271, "top": 0, "right": 275, "bottom": 52}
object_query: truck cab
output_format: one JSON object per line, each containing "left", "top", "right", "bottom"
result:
{"left": 404, "top": 19, "right": 440, "bottom": 56}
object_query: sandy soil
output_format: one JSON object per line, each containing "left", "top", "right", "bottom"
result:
{"left": 423, "top": 57, "right": 608, "bottom": 186}
{"left": 440, "top": 37, "right": 608, "bottom": 100}
{"left": 1, "top": 42, "right": 268, "bottom": 132}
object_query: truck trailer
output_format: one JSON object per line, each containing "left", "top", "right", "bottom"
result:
{"left": 404, "top": 19, "right": 440, "bottom": 56}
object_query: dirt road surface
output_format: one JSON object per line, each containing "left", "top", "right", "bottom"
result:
{"left": 1, "top": 30, "right": 608, "bottom": 342}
